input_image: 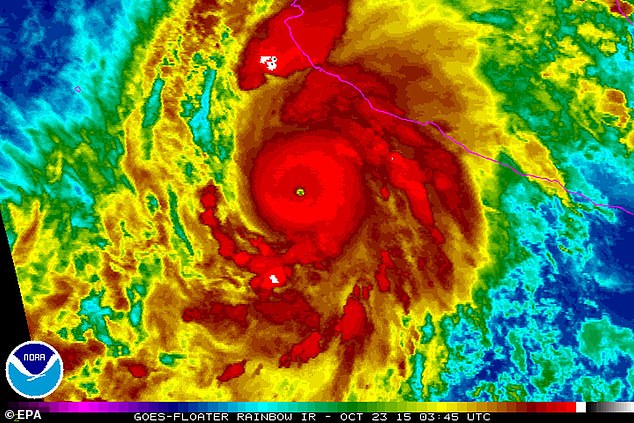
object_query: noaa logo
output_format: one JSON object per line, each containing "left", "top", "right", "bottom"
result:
{"left": 5, "top": 341, "right": 63, "bottom": 398}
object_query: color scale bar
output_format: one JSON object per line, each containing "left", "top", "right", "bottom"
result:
{"left": 8, "top": 402, "right": 597, "bottom": 413}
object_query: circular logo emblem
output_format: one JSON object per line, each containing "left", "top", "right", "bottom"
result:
{"left": 5, "top": 341, "right": 64, "bottom": 398}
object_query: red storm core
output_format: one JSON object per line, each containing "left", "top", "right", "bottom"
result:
{"left": 187, "top": 0, "right": 476, "bottom": 382}
{"left": 250, "top": 132, "right": 366, "bottom": 259}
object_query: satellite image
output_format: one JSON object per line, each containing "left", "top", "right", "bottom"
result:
{"left": 1, "top": 0, "right": 633, "bottom": 402}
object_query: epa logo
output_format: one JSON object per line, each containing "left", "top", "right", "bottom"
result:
{"left": 5, "top": 341, "right": 64, "bottom": 398}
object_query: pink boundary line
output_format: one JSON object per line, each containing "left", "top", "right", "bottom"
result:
{"left": 616, "top": 0, "right": 634, "bottom": 25}
{"left": 281, "top": 0, "right": 634, "bottom": 217}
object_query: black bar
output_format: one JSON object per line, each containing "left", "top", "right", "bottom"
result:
{"left": 0, "top": 412, "right": 632, "bottom": 423}
{"left": 0, "top": 210, "right": 36, "bottom": 404}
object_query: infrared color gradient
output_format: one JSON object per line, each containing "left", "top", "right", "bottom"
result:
{"left": 9, "top": 402, "right": 591, "bottom": 413}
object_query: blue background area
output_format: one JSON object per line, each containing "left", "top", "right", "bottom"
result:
{"left": 13, "top": 343, "right": 57, "bottom": 374}
{"left": 0, "top": 1, "right": 73, "bottom": 102}
{"left": 8, "top": 357, "right": 62, "bottom": 397}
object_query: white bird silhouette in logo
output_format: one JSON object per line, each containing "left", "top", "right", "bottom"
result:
{"left": 8, "top": 355, "right": 59, "bottom": 382}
